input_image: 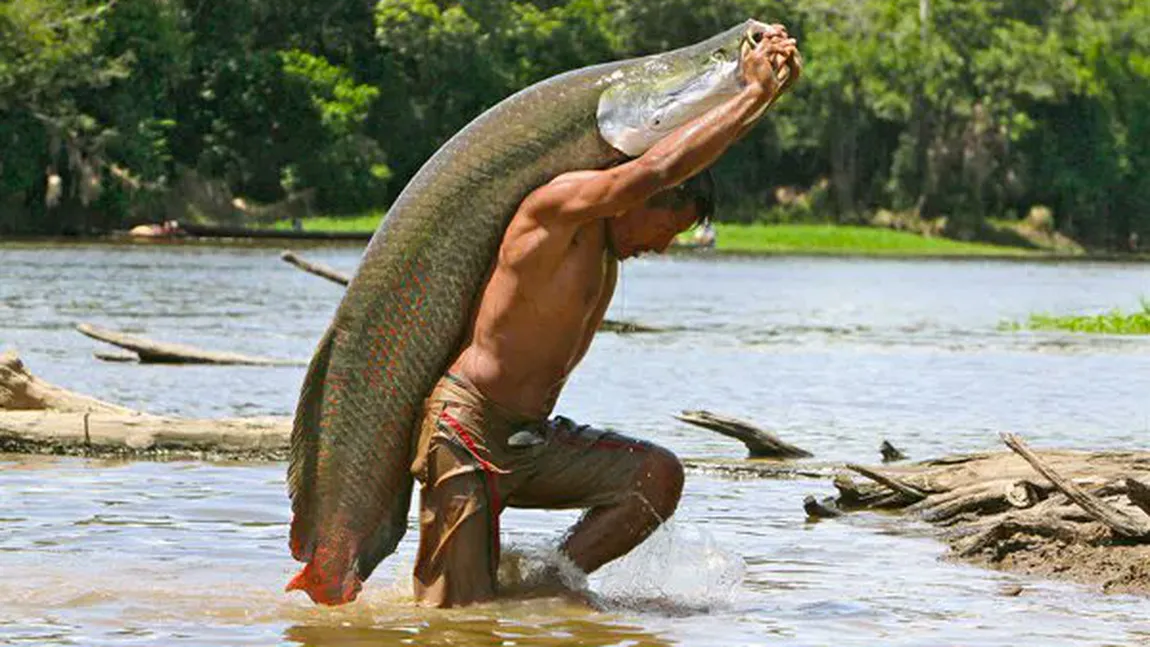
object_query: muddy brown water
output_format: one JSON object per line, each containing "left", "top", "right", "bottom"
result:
{"left": 2, "top": 242, "right": 1150, "bottom": 646}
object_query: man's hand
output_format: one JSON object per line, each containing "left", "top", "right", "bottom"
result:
{"left": 741, "top": 25, "right": 801, "bottom": 99}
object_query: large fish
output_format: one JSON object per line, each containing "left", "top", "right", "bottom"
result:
{"left": 287, "top": 19, "right": 785, "bottom": 605}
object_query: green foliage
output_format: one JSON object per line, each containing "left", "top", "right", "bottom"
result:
{"left": 373, "top": 0, "right": 618, "bottom": 188}
{"left": 1005, "top": 299, "right": 1150, "bottom": 335}
{"left": 279, "top": 50, "right": 389, "bottom": 210}
{"left": 0, "top": 0, "right": 128, "bottom": 232}
{"left": 1, "top": 0, "right": 1148, "bottom": 248}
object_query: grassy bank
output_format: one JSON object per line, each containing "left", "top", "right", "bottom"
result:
{"left": 711, "top": 224, "right": 1036, "bottom": 257}
{"left": 270, "top": 211, "right": 384, "bottom": 232}
{"left": 275, "top": 215, "right": 1040, "bottom": 257}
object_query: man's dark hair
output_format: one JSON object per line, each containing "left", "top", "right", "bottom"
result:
{"left": 649, "top": 169, "right": 715, "bottom": 226}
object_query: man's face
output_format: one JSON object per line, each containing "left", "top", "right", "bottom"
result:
{"left": 608, "top": 202, "right": 698, "bottom": 259}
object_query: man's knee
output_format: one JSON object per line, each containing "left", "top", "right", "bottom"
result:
{"left": 634, "top": 446, "right": 683, "bottom": 521}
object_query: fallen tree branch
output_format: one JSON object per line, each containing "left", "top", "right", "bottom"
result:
{"left": 1126, "top": 478, "right": 1150, "bottom": 518}
{"left": 280, "top": 250, "right": 349, "bottom": 286}
{"left": 1, "top": 351, "right": 134, "bottom": 413}
{"left": 0, "top": 355, "right": 289, "bottom": 459}
{"left": 845, "top": 463, "right": 928, "bottom": 503}
{"left": 880, "top": 440, "right": 907, "bottom": 463}
{"left": 0, "top": 410, "right": 289, "bottom": 459}
{"left": 803, "top": 495, "right": 843, "bottom": 519}
{"left": 94, "top": 351, "right": 141, "bottom": 363}
{"left": 76, "top": 323, "right": 303, "bottom": 366}
{"left": 597, "top": 319, "right": 664, "bottom": 333}
{"left": 675, "top": 410, "right": 813, "bottom": 458}
{"left": 1002, "top": 432, "right": 1150, "bottom": 539}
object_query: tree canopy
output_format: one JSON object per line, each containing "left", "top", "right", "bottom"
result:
{"left": 1, "top": 0, "right": 1147, "bottom": 249}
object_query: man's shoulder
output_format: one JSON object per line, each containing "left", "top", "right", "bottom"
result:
{"left": 503, "top": 199, "right": 602, "bottom": 254}
{"left": 517, "top": 170, "right": 600, "bottom": 222}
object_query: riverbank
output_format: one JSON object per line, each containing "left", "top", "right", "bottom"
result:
{"left": 811, "top": 439, "right": 1150, "bottom": 596}
{"left": 267, "top": 214, "right": 1136, "bottom": 259}
{"left": 270, "top": 213, "right": 1035, "bottom": 256}
{"left": 710, "top": 224, "right": 1036, "bottom": 256}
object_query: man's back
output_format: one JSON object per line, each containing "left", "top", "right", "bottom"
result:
{"left": 449, "top": 206, "right": 617, "bottom": 419}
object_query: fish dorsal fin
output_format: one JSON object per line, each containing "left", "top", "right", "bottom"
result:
{"left": 287, "top": 325, "right": 336, "bottom": 562}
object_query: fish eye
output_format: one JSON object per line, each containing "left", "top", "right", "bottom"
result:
{"left": 710, "top": 48, "right": 727, "bottom": 62}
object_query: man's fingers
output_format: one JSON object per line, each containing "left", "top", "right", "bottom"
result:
{"left": 781, "top": 50, "right": 803, "bottom": 91}
{"left": 758, "top": 37, "right": 796, "bottom": 56}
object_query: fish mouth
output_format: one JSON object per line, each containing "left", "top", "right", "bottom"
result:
{"left": 597, "top": 19, "right": 776, "bottom": 157}
{"left": 740, "top": 21, "right": 769, "bottom": 66}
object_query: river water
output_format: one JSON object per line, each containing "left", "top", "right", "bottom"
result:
{"left": 1, "top": 241, "right": 1149, "bottom": 646}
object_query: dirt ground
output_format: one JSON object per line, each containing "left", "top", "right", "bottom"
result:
{"left": 960, "top": 530, "right": 1150, "bottom": 595}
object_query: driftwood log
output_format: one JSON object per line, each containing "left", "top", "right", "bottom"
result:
{"left": 675, "top": 410, "right": 813, "bottom": 458}
{"left": 280, "top": 250, "right": 349, "bottom": 286}
{"left": 279, "top": 249, "right": 664, "bottom": 334}
{"left": 1, "top": 351, "right": 134, "bottom": 413}
{"left": 814, "top": 435, "right": 1150, "bottom": 595}
{"left": 77, "top": 323, "right": 303, "bottom": 366}
{"left": 0, "top": 351, "right": 291, "bottom": 459}
{"left": 0, "top": 411, "right": 290, "bottom": 459}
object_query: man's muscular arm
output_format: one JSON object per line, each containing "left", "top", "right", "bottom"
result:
{"left": 520, "top": 31, "right": 799, "bottom": 224}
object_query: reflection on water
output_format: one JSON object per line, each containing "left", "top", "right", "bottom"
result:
{"left": 2, "top": 243, "right": 1150, "bottom": 646}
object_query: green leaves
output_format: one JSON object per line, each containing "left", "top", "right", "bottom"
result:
{"left": 280, "top": 51, "right": 380, "bottom": 133}
{"left": 1, "top": 0, "right": 1148, "bottom": 244}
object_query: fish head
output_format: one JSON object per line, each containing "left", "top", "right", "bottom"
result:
{"left": 597, "top": 19, "right": 780, "bottom": 156}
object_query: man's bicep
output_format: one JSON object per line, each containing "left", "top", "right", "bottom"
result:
{"left": 528, "top": 165, "right": 662, "bottom": 223}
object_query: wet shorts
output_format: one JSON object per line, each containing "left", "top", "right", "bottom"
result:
{"left": 409, "top": 373, "right": 654, "bottom": 607}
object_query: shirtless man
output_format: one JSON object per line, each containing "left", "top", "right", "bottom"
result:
{"left": 410, "top": 27, "right": 802, "bottom": 608}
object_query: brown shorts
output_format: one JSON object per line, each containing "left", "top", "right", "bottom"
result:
{"left": 409, "top": 373, "right": 655, "bottom": 607}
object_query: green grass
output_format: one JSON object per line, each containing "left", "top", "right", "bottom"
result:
{"left": 711, "top": 224, "right": 1035, "bottom": 257}
{"left": 1004, "top": 299, "right": 1150, "bottom": 335}
{"left": 269, "top": 211, "right": 384, "bottom": 232}
{"left": 276, "top": 215, "right": 1036, "bottom": 257}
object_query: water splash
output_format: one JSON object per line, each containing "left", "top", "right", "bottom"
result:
{"left": 497, "top": 544, "right": 590, "bottom": 599}
{"left": 590, "top": 519, "right": 745, "bottom": 614}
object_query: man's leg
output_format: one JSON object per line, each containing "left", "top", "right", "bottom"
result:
{"left": 507, "top": 419, "right": 684, "bottom": 575}
{"left": 561, "top": 445, "right": 683, "bottom": 572}
{"left": 411, "top": 406, "right": 504, "bottom": 607}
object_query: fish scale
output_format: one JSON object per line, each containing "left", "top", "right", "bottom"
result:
{"left": 286, "top": 20, "right": 767, "bottom": 605}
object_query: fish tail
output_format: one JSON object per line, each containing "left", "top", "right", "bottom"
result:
{"left": 286, "top": 546, "right": 363, "bottom": 606}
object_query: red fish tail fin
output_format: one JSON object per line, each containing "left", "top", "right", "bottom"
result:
{"left": 286, "top": 552, "right": 363, "bottom": 606}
